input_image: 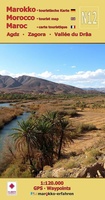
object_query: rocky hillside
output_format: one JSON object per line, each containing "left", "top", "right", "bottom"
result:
{"left": 0, "top": 75, "right": 21, "bottom": 88}
{"left": 0, "top": 75, "right": 85, "bottom": 94}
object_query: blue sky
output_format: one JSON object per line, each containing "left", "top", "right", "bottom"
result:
{"left": 0, "top": 44, "right": 105, "bottom": 88}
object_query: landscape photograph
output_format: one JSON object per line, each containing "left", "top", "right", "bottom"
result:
{"left": 0, "top": 44, "right": 105, "bottom": 178}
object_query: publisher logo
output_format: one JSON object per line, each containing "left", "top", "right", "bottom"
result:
{"left": 7, "top": 182, "right": 17, "bottom": 195}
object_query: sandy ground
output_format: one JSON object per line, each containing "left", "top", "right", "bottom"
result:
{"left": 65, "top": 109, "right": 105, "bottom": 154}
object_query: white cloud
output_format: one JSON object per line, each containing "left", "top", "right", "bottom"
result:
{"left": 71, "top": 66, "right": 76, "bottom": 68}
{"left": 0, "top": 70, "right": 37, "bottom": 78}
{"left": 0, "top": 70, "right": 10, "bottom": 76}
{"left": 1, "top": 68, "right": 105, "bottom": 88}
{"left": 38, "top": 71, "right": 53, "bottom": 78}
{"left": 37, "top": 69, "right": 105, "bottom": 87}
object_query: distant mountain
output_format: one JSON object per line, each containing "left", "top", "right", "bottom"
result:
{"left": 16, "top": 75, "right": 86, "bottom": 94}
{"left": 94, "top": 88, "right": 105, "bottom": 93}
{"left": 0, "top": 75, "right": 85, "bottom": 94}
{"left": 83, "top": 88, "right": 105, "bottom": 93}
{"left": 0, "top": 75, "right": 21, "bottom": 88}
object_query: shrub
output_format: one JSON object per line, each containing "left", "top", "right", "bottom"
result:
{"left": 58, "top": 110, "right": 68, "bottom": 116}
{"left": 76, "top": 123, "right": 97, "bottom": 134}
{"left": 69, "top": 109, "right": 78, "bottom": 117}
{"left": 84, "top": 156, "right": 96, "bottom": 165}
{"left": 88, "top": 149, "right": 101, "bottom": 158}
{"left": 1, "top": 164, "right": 32, "bottom": 178}
{"left": 84, "top": 149, "right": 101, "bottom": 165}
{"left": 1, "top": 164, "right": 21, "bottom": 178}
{"left": 65, "top": 160, "right": 79, "bottom": 169}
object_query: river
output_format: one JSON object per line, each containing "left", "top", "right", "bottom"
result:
{"left": 0, "top": 102, "right": 16, "bottom": 107}
{"left": 0, "top": 103, "right": 31, "bottom": 161}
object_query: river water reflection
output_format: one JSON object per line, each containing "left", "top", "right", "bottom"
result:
{"left": 0, "top": 112, "right": 30, "bottom": 160}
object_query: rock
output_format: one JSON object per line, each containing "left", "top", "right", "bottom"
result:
{"left": 76, "top": 167, "right": 87, "bottom": 178}
{"left": 52, "top": 167, "right": 65, "bottom": 177}
{"left": 76, "top": 162, "right": 105, "bottom": 178}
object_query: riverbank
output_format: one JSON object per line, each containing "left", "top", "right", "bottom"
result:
{"left": 0, "top": 106, "right": 24, "bottom": 129}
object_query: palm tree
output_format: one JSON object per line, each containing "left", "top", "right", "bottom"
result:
{"left": 11, "top": 111, "right": 73, "bottom": 173}
{"left": 38, "top": 111, "right": 72, "bottom": 163}
{"left": 57, "top": 118, "right": 69, "bottom": 159}
{"left": 11, "top": 119, "right": 36, "bottom": 165}
{"left": 44, "top": 111, "right": 74, "bottom": 160}
{"left": 41, "top": 111, "right": 60, "bottom": 164}
{"left": 34, "top": 116, "right": 53, "bottom": 166}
